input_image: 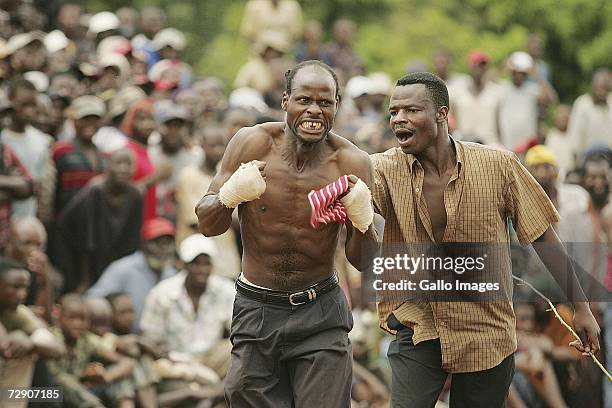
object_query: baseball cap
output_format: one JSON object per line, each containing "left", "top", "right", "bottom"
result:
{"left": 152, "top": 28, "right": 186, "bottom": 52}
{"left": 154, "top": 100, "right": 189, "bottom": 123}
{"left": 6, "top": 31, "right": 44, "bottom": 55}
{"left": 179, "top": 234, "right": 217, "bottom": 263}
{"left": 68, "top": 95, "right": 106, "bottom": 120}
{"left": 345, "top": 76, "right": 371, "bottom": 99}
{"left": 525, "top": 145, "right": 558, "bottom": 167}
{"left": 507, "top": 51, "right": 534, "bottom": 73}
{"left": 88, "top": 12, "right": 120, "bottom": 36}
{"left": 467, "top": 50, "right": 491, "bottom": 66}
{"left": 44, "top": 30, "right": 69, "bottom": 54}
{"left": 98, "top": 53, "right": 131, "bottom": 80}
{"left": 141, "top": 218, "right": 176, "bottom": 240}
{"left": 23, "top": 71, "right": 49, "bottom": 92}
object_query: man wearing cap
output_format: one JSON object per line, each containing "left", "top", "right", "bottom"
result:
{"left": 140, "top": 233, "right": 234, "bottom": 378}
{"left": 448, "top": 50, "right": 503, "bottom": 145}
{"left": 149, "top": 101, "right": 201, "bottom": 223}
{"left": 497, "top": 51, "right": 557, "bottom": 150}
{"left": 88, "top": 218, "right": 177, "bottom": 332}
{"left": 5, "top": 32, "right": 47, "bottom": 76}
{"left": 52, "top": 95, "right": 106, "bottom": 216}
{"left": 197, "top": 60, "right": 377, "bottom": 407}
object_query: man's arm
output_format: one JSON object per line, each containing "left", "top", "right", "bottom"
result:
{"left": 533, "top": 226, "right": 600, "bottom": 353}
{"left": 342, "top": 150, "right": 379, "bottom": 271}
{"left": 196, "top": 127, "right": 266, "bottom": 237}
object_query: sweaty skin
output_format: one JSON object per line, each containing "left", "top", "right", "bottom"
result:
{"left": 197, "top": 66, "right": 375, "bottom": 291}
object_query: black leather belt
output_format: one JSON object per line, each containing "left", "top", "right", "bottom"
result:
{"left": 236, "top": 274, "right": 339, "bottom": 306}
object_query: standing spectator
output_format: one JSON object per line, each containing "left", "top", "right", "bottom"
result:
{"left": 448, "top": 50, "right": 503, "bottom": 145}
{"left": 116, "top": 7, "right": 139, "bottom": 39}
{"left": 324, "top": 19, "right": 364, "bottom": 85}
{"left": 294, "top": 20, "right": 331, "bottom": 65}
{"left": 152, "top": 28, "right": 186, "bottom": 62}
{"left": 47, "top": 294, "right": 135, "bottom": 408}
{"left": 176, "top": 126, "right": 241, "bottom": 278}
{"left": 140, "top": 234, "right": 235, "bottom": 378}
{"left": 234, "top": 31, "right": 293, "bottom": 105}
{"left": 5, "top": 32, "right": 47, "bottom": 76}
{"left": 0, "top": 140, "right": 32, "bottom": 252}
{"left": 149, "top": 101, "right": 201, "bottom": 223}
{"left": 567, "top": 69, "right": 612, "bottom": 161}
{"left": 222, "top": 107, "right": 257, "bottom": 140}
{"left": 53, "top": 95, "right": 106, "bottom": 216}
{"left": 545, "top": 105, "right": 575, "bottom": 179}
{"left": 497, "top": 51, "right": 557, "bottom": 150}
{"left": 526, "top": 33, "right": 551, "bottom": 83}
{"left": 0, "top": 257, "right": 64, "bottom": 406}
{"left": 240, "top": 0, "right": 302, "bottom": 51}
{"left": 87, "top": 218, "right": 177, "bottom": 331}
{"left": 1, "top": 78, "right": 54, "bottom": 219}
{"left": 56, "top": 146, "right": 143, "bottom": 293}
{"left": 120, "top": 98, "right": 168, "bottom": 222}
{"left": 132, "top": 6, "right": 166, "bottom": 68}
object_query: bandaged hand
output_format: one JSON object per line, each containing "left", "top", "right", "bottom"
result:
{"left": 340, "top": 175, "right": 374, "bottom": 233}
{"left": 218, "top": 160, "right": 267, "bottom": 208}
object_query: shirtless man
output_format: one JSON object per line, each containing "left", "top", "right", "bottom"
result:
{"left": 196, "top": 60, "right": 377, "bottom": 408}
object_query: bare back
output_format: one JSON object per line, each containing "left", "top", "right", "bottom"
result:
{"left": 206, "top": 122, "right": 369, "bottom": 290}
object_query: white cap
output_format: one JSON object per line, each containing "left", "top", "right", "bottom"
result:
{"left": 179, "top": 234, "right": 217, "bottom": 263}
{"left": 88, "top": 11, "right": 120, "bottom": 35}
{"left": 6, "top": 31, "right": 44, "bottom": 55}
{"left": 44, "top": 30, "right": 69, "bottom": 54}
{"left": 228, "top": 87, "right": 268, "bottom": 114}
{"left": 97, "top": 35, "right": 131, "bottom": 59}
{"left": 99, "top": 53, "right": 131, "bottom": 80}
{"left": 367, "top": 72, "right": 392, "bottom": 96}
{"left": 23, "top": 71, "right": 49, "bottom": 92}
{"left": 345, "top": 75, "right": 371, "bottom": 99}
{"left": 152, "top": 28, "right": 186, "bottom": 51}
{"left": 507, "top": 51, "right": 534, "bottom": 73}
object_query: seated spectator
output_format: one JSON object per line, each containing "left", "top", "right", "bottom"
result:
{"left": 55, "top": 146, "right": 143, "bottom": 293}
{"left": 47, "top": 294, "right": 135, "bottom": 408}
{"left": 0, "top": 257, "right": 64, "bottom": 406}
{"left": 5, "top": 216, "right": 61, "bottom": 321}
{"left": 87, "top": 218, "right": 177, "bottom": 331}
{"left": 85, "top": 296, "right": 158, "bottom": 408}
{"left": 141, "top": 234, "right": 234, "bottom": 380}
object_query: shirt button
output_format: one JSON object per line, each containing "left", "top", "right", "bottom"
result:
{"left": 415, "top": 187, "right": 420, "bottom": 192}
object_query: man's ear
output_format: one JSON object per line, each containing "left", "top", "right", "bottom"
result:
{"left": 436, "top": 106, "right": 449, "bottom": 123}
{"left": 281, "top": 92, "right": 288, "bottom": 111}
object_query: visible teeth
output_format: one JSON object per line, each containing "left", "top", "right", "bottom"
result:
{"left": 302, "top": 121, "right": 322, "bottom": 130}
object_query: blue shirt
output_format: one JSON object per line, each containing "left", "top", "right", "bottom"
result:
{"left": 87, "top": 251, "right": 176, "bottom": 331}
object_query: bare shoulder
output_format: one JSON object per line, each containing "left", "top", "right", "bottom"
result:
{"left": 223, "top": 122, "right": 282, "bottom": 166}
{"left": 328, "top": 132, "right": 371, "bottom": 179}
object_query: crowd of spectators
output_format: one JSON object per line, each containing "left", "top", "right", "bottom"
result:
{"left": 0, "top": 0, "right": 610, "bottom": 407}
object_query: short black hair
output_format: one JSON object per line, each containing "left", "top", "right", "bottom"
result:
{"left": 285, "top": 60, "right": 339, "bottom": 97}
{"left": 0, "top": 257, "right": 27, "bottom": 279}
{"left": 583, "top": 150, "right": 612, "bottom": 168}
{"left": 8, "top": 78, "right": 37, "bottom": 100}
{"left": 396, "top": 72, "right": 449, "bottom": 110}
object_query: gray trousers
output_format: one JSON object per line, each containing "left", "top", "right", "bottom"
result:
{"left": 224, "top": 286, "right": 353, "bottom": 408}
{"left": 387, "top": 314, "right": 514, "bottom": 408}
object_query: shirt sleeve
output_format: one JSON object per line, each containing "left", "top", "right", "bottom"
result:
{"left": 140, "top": 288, "right": 166, "bottom": 343}
{"left": 504, "top": 153, "right": 560, "bottom": 245}
{"left": 14, "top": 305, "right": 44, "bottom": 335}
{"left": 86, "top": 262, "right": 124, "bottom": 298}
{"left": 370, "top": 154, "right": 389, "bottom": 218}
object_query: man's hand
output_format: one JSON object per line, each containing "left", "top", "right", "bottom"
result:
{"left": 340, "top": 174, "right": 374, "bottom": 234}
{"left": 3, "top": 331, "right": 34, "bottom": 359}
{"left": 27, "top": 249, "right": 49, "bottom": 285}
{"left": 569, "top": 303, "right": 600, "bottom": 354}
{"left": 218, "top": 160, "right": 267, "bottom": 208}
{"left": 81, "top": 362, "right": 110, "bottom": 385}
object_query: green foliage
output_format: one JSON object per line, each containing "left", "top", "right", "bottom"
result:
{"left": 70, "top": 0, "right": 611, "bottom": 101}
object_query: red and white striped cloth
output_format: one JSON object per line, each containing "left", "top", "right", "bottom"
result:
{"left": 308, "top": 175, "right": 349, "bottom": 230}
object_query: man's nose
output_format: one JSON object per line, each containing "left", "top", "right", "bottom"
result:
{"left": 307, "top": 102, "right": 322, "bottom": 115}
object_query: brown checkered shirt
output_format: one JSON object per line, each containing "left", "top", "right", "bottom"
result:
{"left": 371, "top": 139, "right": 560, "bottom": 373}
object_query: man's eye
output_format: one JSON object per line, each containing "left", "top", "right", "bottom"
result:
{"left": 389, "top": 111, "right": 397, "bottom": 116}
{"left": 320, "top": 101, "right": 331, "bottom": 107}
{"left": 408, "top": 109, "right": 419, "bottom": 113}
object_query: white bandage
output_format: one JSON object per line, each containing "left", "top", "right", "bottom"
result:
{"left": 218, "top": 161, "right": 266, "bottom": 208}
{"left": 340, "top": 178, "right": 374, "bottom": 233}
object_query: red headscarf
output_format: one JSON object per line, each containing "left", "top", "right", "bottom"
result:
{"left": 120, "top": 98, "right": 155, "bottom": 138}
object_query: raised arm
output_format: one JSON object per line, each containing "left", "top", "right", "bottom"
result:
{"left": 195, "top": 127, "right": 267, "bottom": 237}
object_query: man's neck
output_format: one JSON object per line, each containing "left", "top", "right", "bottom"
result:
{"left": 417, "top": 132, "right": 455, "bottom": 176}
{"left": 282, "top": 128, "right": 326, "bottom": 172}
{"left": 7, "top": 122, "right": 26, "bottom": 134}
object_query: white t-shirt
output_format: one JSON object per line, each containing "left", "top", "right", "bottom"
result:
{"left": 498, "top": 81, "right": 540, "bottom": 150}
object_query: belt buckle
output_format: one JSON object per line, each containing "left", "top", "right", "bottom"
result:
{"left": 289, "top": 288, "right": 317, "bottom": 306}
